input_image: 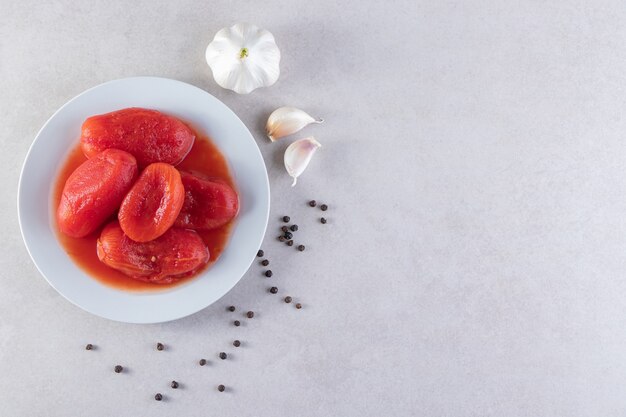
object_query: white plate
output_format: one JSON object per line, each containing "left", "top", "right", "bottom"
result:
{"left": 17, "top": 77, "right": 269, "bottom": 324}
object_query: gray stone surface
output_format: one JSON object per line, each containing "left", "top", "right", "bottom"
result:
{"left": 2, "top": 0, "right": 626, "bottom": 415}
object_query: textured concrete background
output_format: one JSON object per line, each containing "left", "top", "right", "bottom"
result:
{"left": 2, "top": 0, "right": 626, "bottom": 415}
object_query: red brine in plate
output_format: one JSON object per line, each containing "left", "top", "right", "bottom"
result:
{"left": 54, "top": 130, "right": 237, "bottom": 291}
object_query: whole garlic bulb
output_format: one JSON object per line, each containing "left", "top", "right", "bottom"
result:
{"left": 205, "top": 23, "right": 281, "bottom": 94}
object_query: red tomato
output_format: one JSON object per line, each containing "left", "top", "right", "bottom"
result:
{"left": 57, "top": 149, "right": 138, "bottom": 238}
{"left": 80, "top": 107, "right": 195, "bottom": 167}
{"left": 97, "top": 221, "right": 209, "bottom": 284}
{"left": 175, "top": 171, "right": 239, "bottom": 230}
{"left": 118, "top": 163, "right": 185, "bottom": 242}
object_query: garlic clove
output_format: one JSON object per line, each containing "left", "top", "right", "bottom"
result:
{"left": 266, "top": 107, "right": 323, "bottom": 142}
{"left": 284, "top": 137, "right": 322, "bottom": 187}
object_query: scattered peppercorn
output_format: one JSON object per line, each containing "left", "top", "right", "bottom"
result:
{"left": 290, "top": 224, "right": 299, "bottom": 231}
{"left": 320, "top": 217, "right": 327, "bottom": 224}
{"left": 261, "top": 259, "right": 269, "bottom": 266}
{"left": 233, "top": 340, "right": 241, "bottom": 347}
{"left": 228, "top": 306, "right": 236, "bottom": 312}
{"left": 320, "top": 204, "right": 328, "bottom": 211}
{"left": 257, "top": 250, "right": 264, "bottom": 257}
{"left": 234, "top": 320, "right": 241, "bottom": 327}
{"left": 85, "top": 344, "right": 93, "bottom": 350}
{"left": 281, "top": 226, "right": 289, "bottom": 232}
{"left": 284, "top": 231, "right": 293, "bottom": 239}
{"left": 297, "top": 245, "right": 305, "bottom": 251}
{"left": 265, "top": 270, "right": 273, "bottom": 277}
{"left": 296, "top": 303, "right": 302, "bottom": 309}
{"left": 286, "top": 240, "right": 294, "bottom": 246}
{"left": 309, "top": 200, "right": 317, "bottom": 207}
{"left": 219, "top": 352, "right": 227, "bottom": 360}
{"left": 171, "top": 381, "right": 179, "bottom": 389}
{"left": 269, "top": 287, "right": 278, "bottom": 294}
{"left": 199, "top": 359, "right": 207, "bottom": 366}
{"left": 278, "top": 236, "right": 286, "bottom": 242}
{"left": 218, "top": 384, "right": 225, "bottom": 392}
{"left": 154, "top": 393, "right": 163, "bottom": 401}
{"left": 156, "top": 342, "right": 164, "bottom": 351}
{"left": 114, "top": 365, "right": 123, "bottom": 373}
{"left": 284, "top": 296, "right": 292, "bottom": 304}
{"left": 246, "top": 311, "right": 254, "bottom": 319}
{"left": 282, "top": 216, "right": 290, "bottom": 222}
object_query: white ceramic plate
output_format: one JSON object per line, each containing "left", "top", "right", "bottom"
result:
{"left": 17, "top": 77, "right": 269, "bottom": 324}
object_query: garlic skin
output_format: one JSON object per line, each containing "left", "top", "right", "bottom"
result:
{"left": 266, "top": 107, "right": 323, "bottom": 142}
{"left": 284, "top": 137, "right": 322, "bottom": 187}
{"left": 205, "top": 23, "right": 281, "bottom": 94}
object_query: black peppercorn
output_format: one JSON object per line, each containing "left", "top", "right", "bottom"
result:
{"left": 297, "top": 245, "right": 305, "bottom": 251}
{"left": 308, "top": 200, "right": 317, "bottom": 207}
{"left": 114, "top": 365, "right": 123, "bottom": 373}
{"left": 284, "top": 231, "right": 293, "bottom": 239}
{"left": 265, "top": 270, "right": 273, "bottom": 277}
{"left": 233, "top": 340, "right": 241, "bottom": 347}
{"left": 281, "top": 226, "right": 289, "bottom": 232}
{"left": 290, "top": 224, "right": 298, "bottom": 231}
{"left": 257, "top": 250, "right": 264, "bottom": 257}
{"left": 286, "top": 240, "right": 294, "bottom": 246}
{"left": 296, "top": 303, "right": 302, "bottom": 309}
{"left": 246, "top": 311, "right": 254, "bottom": 319}
{"left": 261, "top": 259, "right": 269, "bottom": 266}
{"left": 228, "top": 306, "right": 236, "bottom": 312}
{"left": 269, "top": 287, "right": 278, "bottom": 294}
{"left": 284, "top": 296, "right": 292, "bottom": 304}
{"left": 85, "top": 344, "right": 93, "bottom": 350}
{"left": 278, "top": 236, "right": 286, "bottom": 242}
{"left": 219, "top": 352, "right": 227, "bottom": 360}
{"left": 320, "top": 217, "right": 327, "bottom": 224}
{"left": 218, "top": 384, "right": 225, "bottom": 392}
{"left": 282, "top": 216, "right": 290, "bottom": 222}
{"left": 199, "top": 359, "right": 207, "bottom": 366}
{"left": 320, "top": 204, "right": 328, "bottom": 211}
{"left": 171, "top": 380, "right": 179, "bottom": 389}
{"left": 155, "top": 393, "right": 163, "bottom": 401}
{"left": 234, "top": 320, "right": 241, "bottom": 327}
{"left": 156, "top": 342, "right": 164, "bottom": 351}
